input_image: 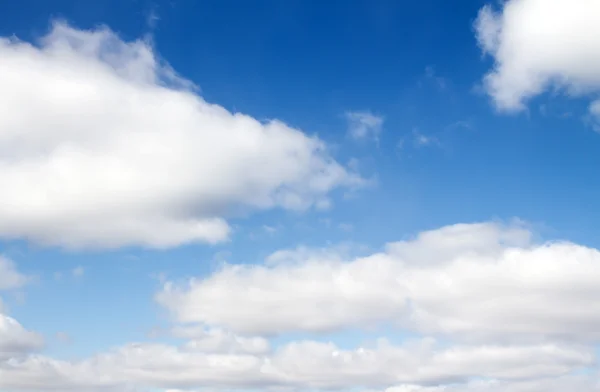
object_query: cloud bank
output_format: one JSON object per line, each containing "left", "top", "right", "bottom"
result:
{"left": 3, "top": 222, "right": 600, "bottom": 391}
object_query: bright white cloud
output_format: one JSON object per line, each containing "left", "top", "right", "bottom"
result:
{"left": 157, "top": 221, "right": 600, "bottom": 343}
{"left": 172, "top": 326, "right": 271, "bottom": 355}
{"left": 0, "top": 257, "right": 29, "bottom": 291}
{"left": 0, "top": 336, "right": 591, "bottom": 391}
{"left": 345, "top": 111, "right": 384, "bottom": 141}
{"left": 269, "top": 339, "right": 591, "bottom": 389}
{"left": 475, "top": 0, "right": 600, "bottom": 114}
{"left": 4, "top": 221, "right": 600, "bottom": 390}
{"left": 0, "top": 22, "right": 363, "bottom": 250}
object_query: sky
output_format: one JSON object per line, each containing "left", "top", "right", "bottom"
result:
{"left": 4, "top": 0, "right": 600, "bottom": 390}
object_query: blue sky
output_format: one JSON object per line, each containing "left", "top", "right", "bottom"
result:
{"left": 3, "top": 0, "right": 600, "bottom": 391}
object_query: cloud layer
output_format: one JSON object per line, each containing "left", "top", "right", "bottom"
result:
{"left": 4, "top": 222, "right": 600, "bottom": 391}
{"left": 0, "top": 337, "right": 592, "bottom": 391}
{"left": 0, "top": 22, "right": 363, "bottom": 249}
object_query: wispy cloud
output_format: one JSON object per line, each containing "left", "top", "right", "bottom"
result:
{"left": 54, "top": 266, "right": 85, "bottom": 281}
{"left": 146, "top": 3, "right": 160, "bottom": 30}
{"left": 72, "top": 266, "right": 85, "bottom": 278}
{"left": 338, "top": 223, "right": 354, "bottom": 232}
{"left": 345, "top": 111, "right": 384, "bottom": 142}
{"left": 412, "top": 128, "right": 440, "bottom": 148}
{"left": 422, "top": 65, "right": 448, "bottom": 90}
{"left": 397, "top": 128, "right": 440, "bottom": 151}
{"left": 398, "top": 121, "right": 473, "bottom": 155}
{"left": 444, "top": 120, "right": 473, "bottom": 132}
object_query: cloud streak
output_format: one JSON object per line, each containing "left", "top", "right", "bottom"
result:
{"left": 345, "top": 111, "right": 384, "bottom": 142}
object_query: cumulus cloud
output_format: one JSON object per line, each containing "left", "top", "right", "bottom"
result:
{"left": 0, "top": 315, "right": 44, "bottom": 361}
{"left": 4, "top": 221, "right": 600, "bottom": 390}
{"left": 475, "top": 0, "right": 600, "bottom": 116}
{"left": 156, "top": 221, "right": 600, "bottom": 343}
{"left": 0, "top": 22, "right": 363, "bottom": 250}
{"left": 345, "top": 111, "right": 384, "bottom": 142}
{"left": 0, "top": 336, "right": 591, "bottom": 391}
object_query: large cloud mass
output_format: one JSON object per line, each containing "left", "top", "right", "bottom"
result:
{"left": 0, "top": 22, "right": 363, "bottom": 249}
{"left": 475, "top": 0, "right": 600, "bottom": 115}
{"left": 3, "top": 222, "right": 600, "bottom": 391}
{"left": 157, "top": 221, "right": 600, "bottom": 343}
{"left": 0, "top": 338, "right": 593, "bottom": 391}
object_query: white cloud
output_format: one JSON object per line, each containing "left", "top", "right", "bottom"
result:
{"left": 0, "top": 22, "right": 363, "bottom": 250}
{"left": 382, "top": 376, "right": 600, "bottom": 392}
{"left": 268, "top": 339, "right": 591, "bottom": 389}
{"left": 475, "top": 0, "right": 600, "bottom": 115}
{"left": 0, "top": 257, "right": 29, "bottom": 291}
{"left": 0, "top": 336, "right": 591, "bottom": 391}
{"left": 5, "top": 221, "right": 600, "bottom": 390}
{"left": 172, "top": 326, "right": 271, "bottom": 355}
{"left": 0, "top": 260, "right": 39, "bottom": 359}
{"left": 0, "top": 314, "right": 43, "bottom": 361}
{"left": 345, "top": 111, "right": 384, "bottom": 141}
{"left": 264, "top": 244, "right": 350, "bottom": 266}
{"left": 156, "top": 220, "right": 600, "bottom": 343}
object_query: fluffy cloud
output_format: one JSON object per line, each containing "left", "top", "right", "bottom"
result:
{"left": 157, "top": 221, "right": 600, "bottom": 343}
{"left": 0, "top": 315, "right": 43, "bottom": 361}
{"left": 268, "top": 339, "right": 591, "bottom": 389}
{"left": 4, "top": 221, "right": 600, "bottom": 390}
{"left": 345, "top": 111, "right": 384, "bottom": 141}
{"left": 0, "top": 22, "right": 363, "bottom": 250}
{"left": 475, "top": 0, "right": 600, "bottom": 114}
{"left": 0, "top": 337, "right": 591, "bottom": 391}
